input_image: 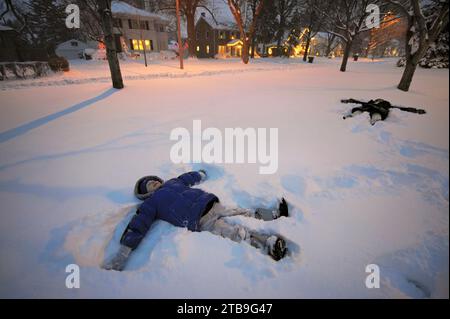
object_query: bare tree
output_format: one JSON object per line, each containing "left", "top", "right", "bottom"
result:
{"left": 325, "top": 32, "right": 340, "bottom": 57}
{"left": 273, "top": 0, "right": 299, "bottom": 55}
{"left": 322, "top": 0, "right": 372, "bottom": 72}
{"left": 0, "top": 0, "right": 34, "bottom": 40}
{"left": 72, "top": 0, "right": 124, "bottom": 88}
{"left": 26, "top": 0, "right": 73, "bottom": 55}
{"left": 227, "top": 0, "right": 265, "bottom": 64}
{"left": 253, "top": 0, "right": 278, "bottom": 57}
{"left": 388, "top": 0, "right": 449, "bottom": 91}
{"left": 248, "top": 0, "right": 267, "bottom": 58}
{"left": 298, "top": 0, "right": 330, "bottom": 61}
{"left": 76, "top": 0, "right": 106, "bottom": 43}
{"left": 178, "top": 0, "right": 201, "bottom": 57}
{"left": 157, "top": 0, "right": 213, "bottom": 57}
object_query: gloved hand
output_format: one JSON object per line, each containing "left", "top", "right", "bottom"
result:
{"left": 102, "top": 245, "right": 132, "bottom": 271}
{"left": 198, "top": 169, "right": 207, "bottom": 181}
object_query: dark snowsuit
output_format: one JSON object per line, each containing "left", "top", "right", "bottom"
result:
{"left": 342, "top": 98, "right": 426, "bottom": 125}
{"left": 120, "top": 171, "right": 218, "bottom": 250}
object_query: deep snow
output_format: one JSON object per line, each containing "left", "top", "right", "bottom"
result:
{"left": 0, "top": 57, "right": 448, "bottom": 298}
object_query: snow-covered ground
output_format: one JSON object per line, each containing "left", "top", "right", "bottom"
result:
{"left": 0, "top": 57, "right": 448, "bottom": 298}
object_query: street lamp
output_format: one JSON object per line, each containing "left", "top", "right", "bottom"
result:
{"left": 176, "top": 0, "right": 184, "bottom": 69}
{"left": 136, "top": 7, "right": 148, "bottom": 67}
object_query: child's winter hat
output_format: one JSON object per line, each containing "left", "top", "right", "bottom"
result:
{"left": 134, "top": 175, "right": 164, "bottom": 200}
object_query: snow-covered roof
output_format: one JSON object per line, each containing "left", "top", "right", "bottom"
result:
{"left": 195, "top": 0, "right": 237, "bottom": 31}
{"left": 227, "top": 39, "right": 242, "bottom": 46}
{"left": 56, "top": 39, "right": 89, "bottom": 50}
{"left": 0, "top": 25, "right": 14, "bottom": 31}
{"left": 197, "top": 13, "right": 237, "bottom": 31}
{"left": 111, "top": 1, "right": 169, "bottom": 22}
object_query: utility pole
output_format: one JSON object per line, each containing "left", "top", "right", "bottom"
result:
{"left": 136, "top": 8, "right": 148, "bottom": 67}
{"left": 176, "top": 0, "right": 184, "bottom": 69}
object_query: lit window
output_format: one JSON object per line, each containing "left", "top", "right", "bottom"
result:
{"left": 132, "top": 39, "right": 139, "bottom": 50}
{"left": 196, "top": 46, "right": 200, "bottom": 52}
{"left": 218, "top": 45, "right": 226, "bottom": 55}
{"left": 132, "top": 39, "right": 152, "bottom": 51}
{"left": 206, "top": 45, "right": 210, "bottom": 54}
{"left": 144, "top": 40, "right": 151, "bottom": 50}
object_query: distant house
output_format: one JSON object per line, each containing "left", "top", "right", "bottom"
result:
{"left": 55, "top": 39, "right": 92, "bottom": 60}
{"left": 194, "top": 12, "right": 242, "bottom": 58}
{"left": 261, "top": 29, "right": 344, "bottom": 58}
{"left": 111, "top": 0, "right": 170, "bottom": 53}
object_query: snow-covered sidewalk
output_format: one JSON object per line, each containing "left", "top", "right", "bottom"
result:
{"left": 0, "top": 57, "right": 448, "bottom": 298}
{"left": 0, "top": 57, "right": 307, "bottom": 90}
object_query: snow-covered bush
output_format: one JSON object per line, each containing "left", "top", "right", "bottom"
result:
{"left": 48, "top": 56, "right": 70, "bottom": 72}
{"left": 146, "top": 52, "right": 163, "bottom": 61}
{"left": 397, "top": 57, "right": 407, "bottom": 67}
{"left": 136, "top": 51, "right": 178, "bottom": 61}
{"left": 168, "top": 40, "right": 178, "bottom": 51}
{"left": 92, "top": 49, "right": 107, "bottom": 60}
{"left": 0, "top": 62, "right": 51, "bottom": 80}
{"left": 397, "top": 31, "right": 449, "bottom": 69}
{"left": 214, "top": 52, "right": 231, "bottom": 59}
{"left": 418, "top": 30, "right": 449, "bottom": 69}
{"left": 397, "top": 11, "right": 448, "bottom": 69}
{"left": 83, "top": 48, "right": 96, "bottom": 60}
{"left": 160, "top": 50, "right": 177, "bottom": 60}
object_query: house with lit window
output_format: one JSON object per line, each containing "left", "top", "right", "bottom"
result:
{"left": 111, "top": 0, "right": 170, "bottom": 54}
{"left": 194, "top": 12, "right": 242, "bottom": 58}
{"left": 55, "top": 39, "right": 91, "bottom": 60}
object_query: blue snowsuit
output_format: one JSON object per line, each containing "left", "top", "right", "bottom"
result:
{"left": 120, "top": 171, "right": 218, "bottom": 250}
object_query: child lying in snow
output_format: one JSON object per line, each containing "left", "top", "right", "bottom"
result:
{"left": 342, "top": 98, "right": 426, "bottom": 125}
{"left": 103, "top": 170, "right": 289, "bottom": 271}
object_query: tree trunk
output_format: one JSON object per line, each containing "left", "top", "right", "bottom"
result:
{"left": 303, "top": 37, "right": 311, "bottom": 61}
{"left": 251, "top": 36, "right": 256, "bottom": 58}
{"left": 397, "top": 34, "right": 434, "bottom": 91}
{"left": 276, "top": 33, "right": 283, "bottom": 56}
{"left": 99, "top": 0, "right": 123, "bottom": 89}
{"left": 325, "top": 44, "right": 331, "bottom": 57}
{"left": 276, "top": 15, "right": 285, "bottom": 56}
{"left": 325, "top": 41, "right": 332, "bottom": 57}
{"left": 326, "top": 34, "right": 336, "bottom": 57}
{"left": 397, "top": 59, "right": 417, "bottom": 91}
{"left": 340, "top": 40, "right": 352, "bottom": 72}
{"left": 186, "top": 11, "right": 196, "bottom": 57}
{"left": 242, "top": 40, "right": 250, "bottom": 64}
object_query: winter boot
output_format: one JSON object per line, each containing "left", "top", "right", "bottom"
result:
{"left": 255, "top": 198, "right": 289, "bottom": 221}
{"left": 278, "top": 198, "right": 289, "bottom": 217}
{"left": 266, "top": 235, "right": 287, "bottom": 261}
